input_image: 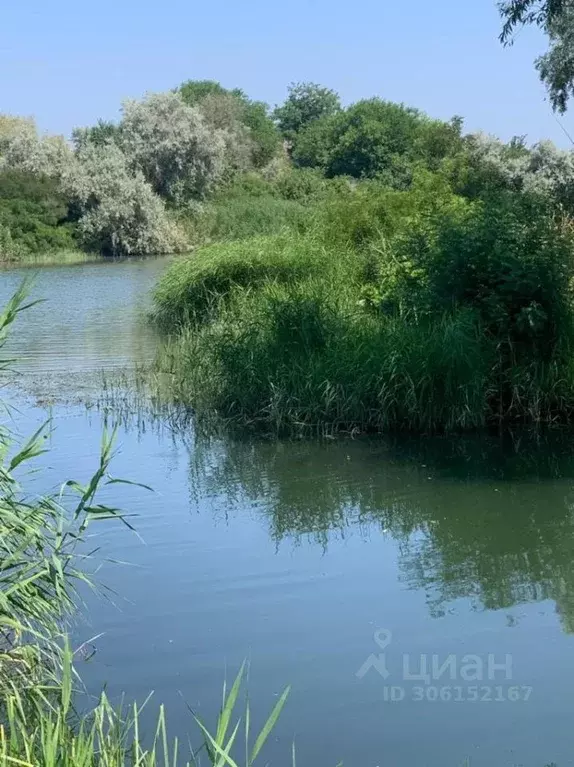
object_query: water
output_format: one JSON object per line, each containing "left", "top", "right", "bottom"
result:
{"left": 2, "top": 260, "right": 574, "bottom": 766}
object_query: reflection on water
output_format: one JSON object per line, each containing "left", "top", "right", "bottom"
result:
{"left": 3, "top": 261, "right": 574, "bottom": 766}
{"left": 186, "top": 431, "right": 574, "bottom": 627}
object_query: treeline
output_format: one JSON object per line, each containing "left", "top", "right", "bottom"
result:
{"left": 5, "top": 80, "right": 574, "bottom": 261}
{"left": 0, "top": 81, "right": 283, "bottom": 260}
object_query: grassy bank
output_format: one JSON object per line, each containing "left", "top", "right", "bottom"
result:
{"left": 151, "top": 179, "right": 574, "bottom": 435}
{"left": 0, "top": 248, "right": 96, "bottom": 267}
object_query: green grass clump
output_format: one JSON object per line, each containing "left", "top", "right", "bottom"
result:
{"left": 155, "top": 283, "right": 494, "bottom": 434}
{"left": 209, "top": 195, "right": 312, "bottom": 242}
{"left": 2, "top": 649, "right": 291, "bottom": 767}
{"left": 151, "top": 233, "right": 352, "bottom": 329}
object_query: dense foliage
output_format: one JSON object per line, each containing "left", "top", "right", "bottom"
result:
{"left": 149, "top": 82, "right": 574, "bottom": 434}
{"left": 8, "top": 79, "right": 574, "bottom": 438}
{"left": 0, "top": 170, "right": 76, "bottom": 259}
{"left": 178, "top": 79, "right": 281, "bottom": 168}
{"left": 273, "top": 82, "right": 341, "bottom": 142}
{"left": 292, "top": 99, "right": 464, "bottom": 184}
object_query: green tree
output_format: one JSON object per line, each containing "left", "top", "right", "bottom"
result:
{"left": 499, "top": 0, "right": 574, "bottom": 112}
{"left": 292, "top": 99, "right": 462, "bottom": 183}
{"left": 178, "top": 79, "right": 233, "bottom": 105}
{"left": 72, "top": 119, "right": 120, "bottom": 150}
{"left": 273, "top": 82, "right": 341, "bottom": 142}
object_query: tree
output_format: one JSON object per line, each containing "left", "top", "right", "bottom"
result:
{"left": 72, "top": 120, "right": 120, "bottom": 150}
{"left": 119, "top": 91, "right": 226, "bottom": 204}
{"left": 178, "top": 79, "right": 233, "bottom": 105}
{"left": 241, "top": 100, "right": 281, "bottom": 167}
{"left": 292, "top": 99, "right": 462, "bottom": 184}
{"left": 273, "top": 82, "right": 341, "bottom": 142}
{"left": 62, "top": 143, "right": 187, "bottom": 256}
{"left": 0, "top": 114, "right": 71, "bottom": 178}
{"left": 499, "top": 0, "right": 566, "bottom": 42}
{"left": 452, "top": 132, "right": 574, "bottom": 213}
{"left": 0, "top": 169, "right": 76, "bottom": 255}
{"left": 178, "top": 80, "right": 280, "bottom": 168}
{"left": 195, "top": 92, "right": 254, "bottom": 174}
{"left": 499, "top": 0, "right": 574, "bottom": 112}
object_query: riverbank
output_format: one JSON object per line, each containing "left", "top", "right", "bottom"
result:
{"left": 0, "top": 248, "right": 95, "bottom": 267}
{"left": 151, "top": 178, "right": 574, "bottom": 435}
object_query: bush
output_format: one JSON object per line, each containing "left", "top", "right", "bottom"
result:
{"left": 0, "top": 170, "right": 77, "bottom": 258}
{"left": 273, "top": 167, "right": 328, "bottom": 203}
{"left": 375, "top": 190, "right": 574, "bottom": 355}
{"left": 152, "top": 179, "right": 574, "bottom": 433}
{"left": 315, "top": 171, "right": 462, "bottom": 249}
{"left": 210, "top": 195, "right": 312, "bottom": 241}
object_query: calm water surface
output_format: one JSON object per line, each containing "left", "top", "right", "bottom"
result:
{"left": 2, "top": 260, "right": 574, "bottom": 766}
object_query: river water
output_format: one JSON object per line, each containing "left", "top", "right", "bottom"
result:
{"left": 2, "top": 260, "right": 574, "bottom": 766}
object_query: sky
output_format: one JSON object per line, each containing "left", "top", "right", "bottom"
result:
{"left": 1, "top": 0, "right": 572, "bottom": 145}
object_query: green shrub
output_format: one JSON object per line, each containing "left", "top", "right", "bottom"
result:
{"left": 372, "top": 190, "right": 574, "bottom": 354}
{"left": 273, "top": 167, "right": 328, "bottom": 203}
{"left": 316, "top": 171, "right": 463, "bottom": 249}
{"left": 217, "top": 171, "right": 277, "bottom": 199}
{"left": 0, "top": 170, "right": 77, "bottom": 258}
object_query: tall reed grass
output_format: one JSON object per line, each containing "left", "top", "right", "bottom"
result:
{"left": 1, "top": 648, "right": 290, "bottom": 767}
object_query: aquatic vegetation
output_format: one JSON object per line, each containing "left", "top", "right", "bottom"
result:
{"left": 152, "top": 180, "right": 574, "bottom": 434}
{"left": 151, "top": 232, "right": 352, "bottom": 330}
{"left": 1, "top": 650, "right": 290, "bottom": 767}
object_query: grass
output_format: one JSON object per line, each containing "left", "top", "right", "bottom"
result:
{"left": 210, "top": 196, "right": 312, "bottom": 242}
{"left": 1, "top": 649, "right": 291, "bottom": 767}
{"left": 153, "top": 283, "right": 496, "bottom": 435}
{"left": 151, "top": 232, "right": 353, "bottom": 330}
{"left": 0, "top": 249, "right": 96, "bottom": 268}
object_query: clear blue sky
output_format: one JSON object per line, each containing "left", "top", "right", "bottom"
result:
{"left": 1, "top": 0, "right": 570, "bottom": 145}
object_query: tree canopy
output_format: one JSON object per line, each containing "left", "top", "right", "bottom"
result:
{"left": 178, "top": 80, "right": 280, "bottom": 168}
{"left": 292, "top": 99, "right": 463, "bottom": 184}
{"left": 273, "top": 82, "right": 341, "bottom": 142}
